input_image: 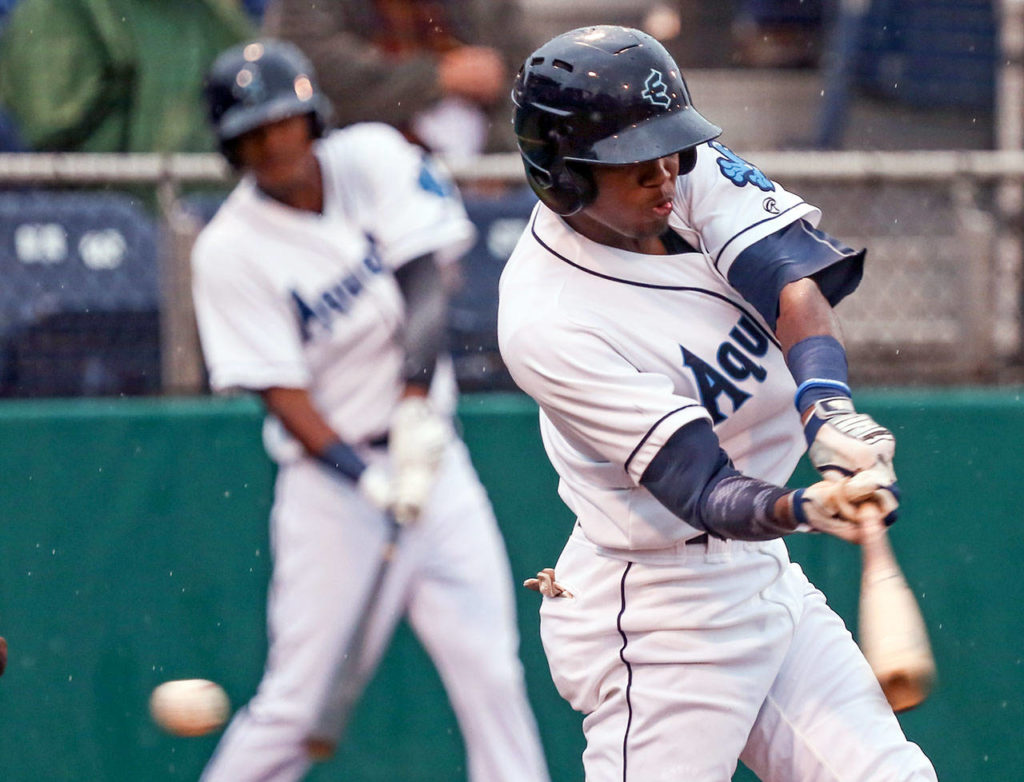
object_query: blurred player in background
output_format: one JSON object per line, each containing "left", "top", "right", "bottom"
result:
{"left": 499, "top": 26, "right": 937, "bottom": 781}
{"left": 262, "top": 0, "right": 528, "bottom": 157}
{"left": 192, "top": 40, "right": 549, "bottom": 782}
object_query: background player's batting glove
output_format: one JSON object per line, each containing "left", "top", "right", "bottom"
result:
{"left": 790, "top": 466, "right": 899, "bottom": 543}
{"left": 357, "top": 462, "right": 394, "bottom": 512}
{"left": 389, "top": 397, "right": 451, "bottom": 524}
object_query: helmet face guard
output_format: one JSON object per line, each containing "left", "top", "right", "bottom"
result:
{"left": 512, "top": 26, "right": 722, "bottom": 215}
{"left": 204, "top": 40, "right": 332, "bottom": 162}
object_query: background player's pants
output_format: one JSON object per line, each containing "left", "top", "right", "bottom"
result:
{"left": 201, "top": 440, "right": 550, "bottom": 782}
{"left": 540, "top": 531, "right": 937, "bottom": 782}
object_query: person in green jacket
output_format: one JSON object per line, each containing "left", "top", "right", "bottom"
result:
{"left": 0, "top": 0, "right": 254, "bottom": 153}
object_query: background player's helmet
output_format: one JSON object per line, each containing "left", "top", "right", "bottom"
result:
{"left": 512, "top": 26, "right": 722, "bottom": 215}
{"left": 204, "top": 39, "right": 332, "bottom": 160}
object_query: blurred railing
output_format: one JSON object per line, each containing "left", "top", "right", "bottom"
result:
{"left": 1, "top": 150, "right": 1022, "bottom": 393}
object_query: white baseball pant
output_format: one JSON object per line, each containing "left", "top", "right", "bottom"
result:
{"left": 201, "top": 440, "right": 550, "bottom": 782}
{"left": 539, "top": 531, "right": 937, "bottom": 782}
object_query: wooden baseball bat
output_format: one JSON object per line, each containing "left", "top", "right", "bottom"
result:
{"left": 857, "top": 502, "right": 936, "bottom": 712}
{"left": 306, "top": 512, "right": 402, "bottom": 759}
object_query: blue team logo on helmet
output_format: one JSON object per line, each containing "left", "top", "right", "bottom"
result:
{"left": 711, "top": 141, "right": 774, "bottom": 192}
{"left": 641, "top": 69, "right": 671, "bottom": 108}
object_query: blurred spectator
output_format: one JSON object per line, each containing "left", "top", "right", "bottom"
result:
{"left": 0, "top": 0, "right": 20, "bottom": 29}
{"left": 240, "top": 0, "right": 267, "bottom": 22}
{"left": 733, "top": 0, "right": 824, "bottom": 68}
{"left": 0, "top": 0, "right": 254, "bottom": 153}
{"left": 0, "top": 106, "right": 23, "bottom": 151}
{"left": 263, "top": 0, "right": 530, "bottom": 156}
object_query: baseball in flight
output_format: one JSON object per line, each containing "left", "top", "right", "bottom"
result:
{"left": 149, "top": 679, "right": 230, "bottom": 737}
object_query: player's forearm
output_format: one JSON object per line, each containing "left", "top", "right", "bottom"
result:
{"left": 776, "top": 278, "right": 843, "bottom": 356}
{"left": 259, "top": 387, "right": 348, "bottom": 458}
{"left": 778, "top": 279, "right": 854, "bottom": 413}
{"left": 260, "top": 387, "right": 370, "bottom": 482}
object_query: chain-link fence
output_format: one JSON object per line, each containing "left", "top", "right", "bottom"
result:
{"left": 0, "top": 149, "right": 1022, "bottom": 396}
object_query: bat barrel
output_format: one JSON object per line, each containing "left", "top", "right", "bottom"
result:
{"left": 876, "top": 666, "right": 937, "bottom": 713}
{"left": 857, "top": 502, "right": 937, "bottom": 713}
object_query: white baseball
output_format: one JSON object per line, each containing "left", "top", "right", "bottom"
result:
{"left": 149, "top": 679, "right": 230, "bottom": 737}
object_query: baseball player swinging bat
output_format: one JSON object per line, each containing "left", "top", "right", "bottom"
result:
{"left": 856, "top": 501, "right": 936, "bottom": 712}
{"left": 306, "top": 512, "right": 402, "bottom": 759}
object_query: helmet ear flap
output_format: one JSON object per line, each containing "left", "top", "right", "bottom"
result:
{"left": 559, "top": 161, "right": 596, "bottom": 214}
{"left": 523, "top": 122, "right": 598, "bottom": 216}
{"left": 526, "top": 158, "right": 595, "bottom": 217}
{"left": 678, "top": 146, "right": 698, "bottom": 175}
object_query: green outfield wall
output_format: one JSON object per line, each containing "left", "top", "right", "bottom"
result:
{"left": 0, "top": 390, "right": 1021, "bottom": 781}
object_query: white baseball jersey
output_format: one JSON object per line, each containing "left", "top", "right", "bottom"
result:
{"left": 498, "top": 141, "right": 821, "bottom": 552}
{"left": 192, "top": 122, "right": 474, "bottom": 452}
{"left": 501, "top": 141, "right": 937, "bottom": 782}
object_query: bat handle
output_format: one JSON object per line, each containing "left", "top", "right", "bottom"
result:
{"left": 857, "top": 501, "right": 896, "bottom": 569}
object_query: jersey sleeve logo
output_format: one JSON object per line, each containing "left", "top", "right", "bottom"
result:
{"left": 710, "top": 140, "right": 774, "bottom": 192}
{"left": 642, "top": 69, "right": 672, "bottom": 108}
{"left": 418, "top": 156, "right": 454, "bottom": 198}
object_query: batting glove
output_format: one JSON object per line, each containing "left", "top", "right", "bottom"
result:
{"left": 356, "top": 462, "right": 393, "bottom": 512}
{"left": 804, "top": 395, "right": 899, "bottom": 509}
{"left": 389, "top": 397, "right": 451, "bottom": 524}
{"left": 791, "top": 466, "right": 899, "bottom": 543}
{"left": 804, "top": 397, "right": 895, "bottom": 475}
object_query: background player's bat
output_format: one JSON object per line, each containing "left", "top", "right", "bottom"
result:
{"left": 306, "top": 512, "right": 402, "bottom": 759}
{"left": 857, "top": 502, "right": 936, "bottom": 712}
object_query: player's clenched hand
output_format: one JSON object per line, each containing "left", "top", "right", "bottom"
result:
{"left": 790, "top": 466, "right": 899, "bottom": 543}
{"left": 804, "top": 396, "right": 897, "bottom": 482}
{"left": 389, "top": 396, "right": 451, "bottom": 524}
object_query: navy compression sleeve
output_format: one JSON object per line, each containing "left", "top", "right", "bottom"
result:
{"left": 393, "top": 253, "right": 448, "bottom": 388}
{"left": 640, "top": 419, "right": 796, "bottom": 540}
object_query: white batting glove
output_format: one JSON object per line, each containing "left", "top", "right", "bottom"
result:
{"left": 356, "top": 462, "right": 393, "bottom": 512}
{"left": 804, "top": 397, "right": 897, "bottom": 482}
{"left": 791, "top": 466, "right": 899, "bottom": 543}
{"left": 388, "top": 397, "right": 451, "bottom": 524}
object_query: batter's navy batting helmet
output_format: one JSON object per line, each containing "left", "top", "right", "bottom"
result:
{"left": 512, "top": 26, "right": 722, "bottom": 215}
{"left": 204, "top": 39, "right": 332, "bottom": 158}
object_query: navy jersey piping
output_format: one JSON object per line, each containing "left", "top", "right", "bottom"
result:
{"left": 617, "top": 562, "right": 635, "bottom": 781}
{"left": 530, "top": 214, "right": 782, "bottom": 352}
{"left": 624, "top": 403, "right": 702, "bottom": 473}
{"left": 713, "top": 201, "right": 811, "bottom": 272}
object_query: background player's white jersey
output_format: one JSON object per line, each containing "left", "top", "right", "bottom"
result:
{"left": 498, "top": 142, "right": 820, "bottom": 552}
{"left": 193, "top": 123, "right": 475, "bottom": 454}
